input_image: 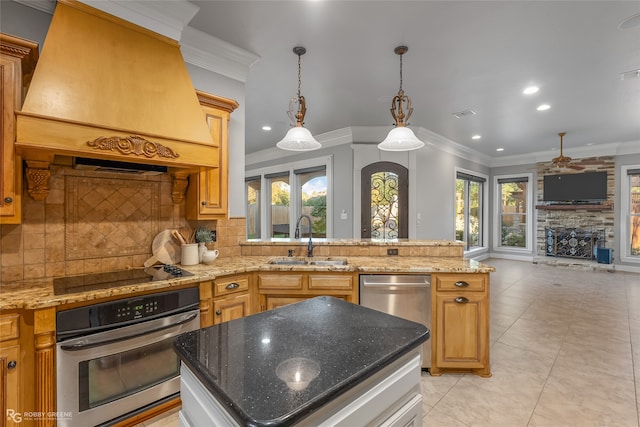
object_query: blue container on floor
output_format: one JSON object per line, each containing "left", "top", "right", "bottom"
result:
{"left": 597, "top": 247, "right": 612, "bottom": 264}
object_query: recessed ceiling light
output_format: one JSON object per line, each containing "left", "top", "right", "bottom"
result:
{"left": 523, "top": 86, "right": 539, "bottom": 95}
{"left": 262, "top": 125, "right": 272, "bottom": 131}
{"left": 619, "top": 13, "right": 640, "bottom": 30}
{"left": 537, "top": 104, "right": 551, "bottom": 111}
{"left": 496, "top": 148, "right": 504, "bottom": 152}
{"left": 471, "top": 135, "right": 481, "bottom": 140}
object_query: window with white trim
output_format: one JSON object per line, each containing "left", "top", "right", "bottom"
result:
{"left": 455, "top": 170, "right": 487, "bottom": 250}
{"left": 621, "top": 166, "right": 640, "bottom": 262}
{"left": 494, "top": 174, "right": 533, "bottom": 251}
{"left": 246, "top": 156, "right": 332, "bottom": 240}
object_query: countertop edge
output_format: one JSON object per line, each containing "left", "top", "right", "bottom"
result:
{"left": 1, "top": 256, "right": 495, "bottom": 310}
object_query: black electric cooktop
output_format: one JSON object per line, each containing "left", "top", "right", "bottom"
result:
{"left": 52, "top": 265, "right": 193, "bottom": 295}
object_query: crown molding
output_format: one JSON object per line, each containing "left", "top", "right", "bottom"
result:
{"left": 12, "top": 0, "right": 55, "bottom": 14}
{"left": 77, "top": 0, "right": 199, "bottom": 41}
{"left": 180, "top": 26, "right": 260, "bottom": 83}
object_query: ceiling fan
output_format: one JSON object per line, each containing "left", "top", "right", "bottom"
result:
{"left": 551, "top": 132, "right": 584, "bottom": 170}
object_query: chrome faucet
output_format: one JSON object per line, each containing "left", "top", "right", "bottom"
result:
{"left": 294, "top": 214, "right": 314, "bottom": 257}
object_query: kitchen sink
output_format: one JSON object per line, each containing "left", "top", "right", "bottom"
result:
{"left": 307, "top": 259, "right": 348, "bottom": 266}
{"left": 268, "top": 259, "right": 308, "bottom": 265}
{"left": 268, "top": 258, "right": 348, "bottom": 266}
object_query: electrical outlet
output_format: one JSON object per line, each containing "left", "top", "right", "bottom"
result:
{"left": 387, "top": 248, "right": 399, "bottom": 255}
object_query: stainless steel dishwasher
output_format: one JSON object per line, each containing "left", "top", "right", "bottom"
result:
{"left": 359, "top": 274, "right": 431, "bottom": 369}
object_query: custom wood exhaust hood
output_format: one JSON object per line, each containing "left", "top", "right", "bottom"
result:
{"left": 15, "top": 0, "right": 223, "bottom": 202}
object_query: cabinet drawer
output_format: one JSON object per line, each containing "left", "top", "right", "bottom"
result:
{"left": 258, "top": 274, "right": 303, "bottom": 290}
{"left": 214, "top": 275, "right": 249, "bottom": 296}
{"left": 308, "top": 274, "right": 354, "bottom": 290}
{"left": 0, "top": 314, "right": 20, "bottom": 341}
{"left": 434, "top": 274, "right": 485, "bottom": 292}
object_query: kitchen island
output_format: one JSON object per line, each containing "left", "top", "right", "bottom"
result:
{"left": 173, "top": 296, "right": 430, "bottom": 426}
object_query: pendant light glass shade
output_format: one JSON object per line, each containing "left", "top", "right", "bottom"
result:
{"left": 276, "top": 126, "right": 321, "bottom": 151}
{"left": 378, "top": 126, "right": 424, "bottom": 151}
{"left": 378, "top": 46, "right": 424, "bottom": 152}
{"left": 277, "top": 46, "right": 321, "bottom": 152}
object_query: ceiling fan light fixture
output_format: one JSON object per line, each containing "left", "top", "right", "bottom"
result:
{"left": 550, "top": 132, "right": 583, "bottom": 169}
{"left": 378, "top": 46, "right": 425, "bottom": 152}
{"left": 277, "top": 46, "right": 321, "bottom": 152}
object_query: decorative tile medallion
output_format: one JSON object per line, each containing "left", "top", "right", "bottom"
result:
{"left": 65, "top": 176, "right": 160, "bottom": 260}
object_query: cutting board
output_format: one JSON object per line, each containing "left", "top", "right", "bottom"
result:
{"left": 144, "top": 230, "right": 181, "bottom": 267}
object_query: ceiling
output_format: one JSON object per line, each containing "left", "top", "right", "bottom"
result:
{"left": 186, "top": 1, "right": 639, "bottom": 161}
{"left": 10, "top": 0, "right": 640, "bottom": 162}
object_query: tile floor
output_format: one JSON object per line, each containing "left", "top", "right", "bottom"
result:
{"left": 144, "top": 259, "right": 640, "bottom": 427}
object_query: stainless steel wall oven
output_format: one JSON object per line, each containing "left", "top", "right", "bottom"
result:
{"left": 56, "top": 286, "right": 200, "bottom": 427}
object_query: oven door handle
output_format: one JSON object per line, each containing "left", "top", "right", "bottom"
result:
{"left": 60, "top": 311, "right": 198, "bottom": 351}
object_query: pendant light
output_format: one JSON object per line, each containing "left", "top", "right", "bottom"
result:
{"left": 378, "top": 46, "right": 425, "bottom": 151}
{"left": 276, "top": 46, "right": 321, "bottom": 151}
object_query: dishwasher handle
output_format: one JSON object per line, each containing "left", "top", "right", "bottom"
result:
{"left": 360, "top": 275, "right": 431, "bottom": 288}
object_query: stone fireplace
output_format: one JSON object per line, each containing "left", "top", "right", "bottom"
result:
{"left": 536, "top": 156, "right": 615, "bottom": 265}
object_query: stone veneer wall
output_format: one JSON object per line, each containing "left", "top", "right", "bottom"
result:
{"left": 0, "top": 165, "right": 244, "bottom": 282}
{"left": 536, "top": 156, "right": 615, "bottom": 258}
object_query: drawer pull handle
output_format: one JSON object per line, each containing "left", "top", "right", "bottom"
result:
{"left": 7, "top": 360, "right": 17, "bottom": 370}
{"left": 454, "top": 297, "right": 469, "bottom": 304}
{"left": 215, "top": 310, "right": 222, "bottom": 316}
{"left": 454, "top": 281, "right": 469, "bottom": 288}
{"left": 4, "top": 197, "right": 12, "bottom": 203}
{"left": 225, "top": 282, "right": 240, "bottom": 290}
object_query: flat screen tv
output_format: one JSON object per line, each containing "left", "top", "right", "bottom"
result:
{"left": 543, "top": 172, "right": 608, "bottom": 203}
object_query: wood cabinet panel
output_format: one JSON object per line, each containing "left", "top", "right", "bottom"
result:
{"left": 433, "top": 274, "right": 485, "bottom": 292}
{"left": 185, "top": 91, "right": 238, "bottom": 220}
{"left": 308, "top": 274, "right": 355, "bottom": 290}
{"left": 214, "top": 275, "right": 250, "bottom": 296}
{"left": 1, "top": 346, "right": 20, "bottom": 427}
{"left": 213, "top": 293, "right": 251, "bottom": 325}
{"left": 0, "top": 314, "right": 19, "bottom": 341}
{"left": 257, "top": 273, "right": 304, "bottom": 290}
{"left": 1, "top": 34, "right": 38, "bottom": 224}
{"left": 435, "top": 294, "right": 485, "bottom": 366}
{"left": 258, "top": 272, "right": 357, "bottom": 312}
{"left": 431, "top": 273, "right": 490, "bottom": 377}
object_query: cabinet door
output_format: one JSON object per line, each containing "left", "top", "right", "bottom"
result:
{"left": 264, "top": 296, "right": 310, "bottom": 311}
{"left": 434, "top": 293, "right": 487, "bottom": 368}
{"left": 213, "top": 293, "right": 250, "bottom": 324}
{"left": 1, "top": 346, "right": 20, "bottom": 427}
{"left": 0, "top": 55, "right": 21, "bottom": 223}
{"left": 186, "top": 92, "right": 235, "bottom": 220}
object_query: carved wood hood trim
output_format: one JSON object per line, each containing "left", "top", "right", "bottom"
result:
{"left": 87, "top": 136, "right": 180, "bottom": 159}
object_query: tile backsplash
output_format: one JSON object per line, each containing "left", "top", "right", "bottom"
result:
{"left": 0, "top": 165, "right": 245, "bottom": 282}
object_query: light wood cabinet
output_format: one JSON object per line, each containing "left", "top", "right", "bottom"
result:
{"left": 1, "top": 313, "right": 25, "bottom": 427}
{"left": 430, "top": 273, "right": 491, "bottom": 377}
{"left": 185, "top": 91, "right": 238, "bottom": 220}
{"left": 257, "top": 272, "right": 358, "bottom": 312}
{"left": 0, "top": 34, "right": 38, "bottom": 224}
{"left": 212, "top": 274, "right": 252, "bottom": 325}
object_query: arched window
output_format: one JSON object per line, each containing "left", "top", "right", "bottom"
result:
{"left": 361, "top": 162, "right": 408, "bottom": 239}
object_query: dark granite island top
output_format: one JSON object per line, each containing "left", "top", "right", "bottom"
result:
{"left": 173, "top": 296, "right": 430, "bottom": 426}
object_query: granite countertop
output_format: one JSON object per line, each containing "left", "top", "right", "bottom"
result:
{"left": 173, "top": 296, "right": 430, "bottom": 426}
{"left": 0, "top": 256, "right": 494, "bottom": 310}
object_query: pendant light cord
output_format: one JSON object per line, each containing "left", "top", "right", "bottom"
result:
{"left": 297, "top": 52, "right": 302, "bottom": 100}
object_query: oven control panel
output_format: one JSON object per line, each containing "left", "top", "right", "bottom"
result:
{"left": 56, "top": 287, "right": 200, "bottom": 340}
